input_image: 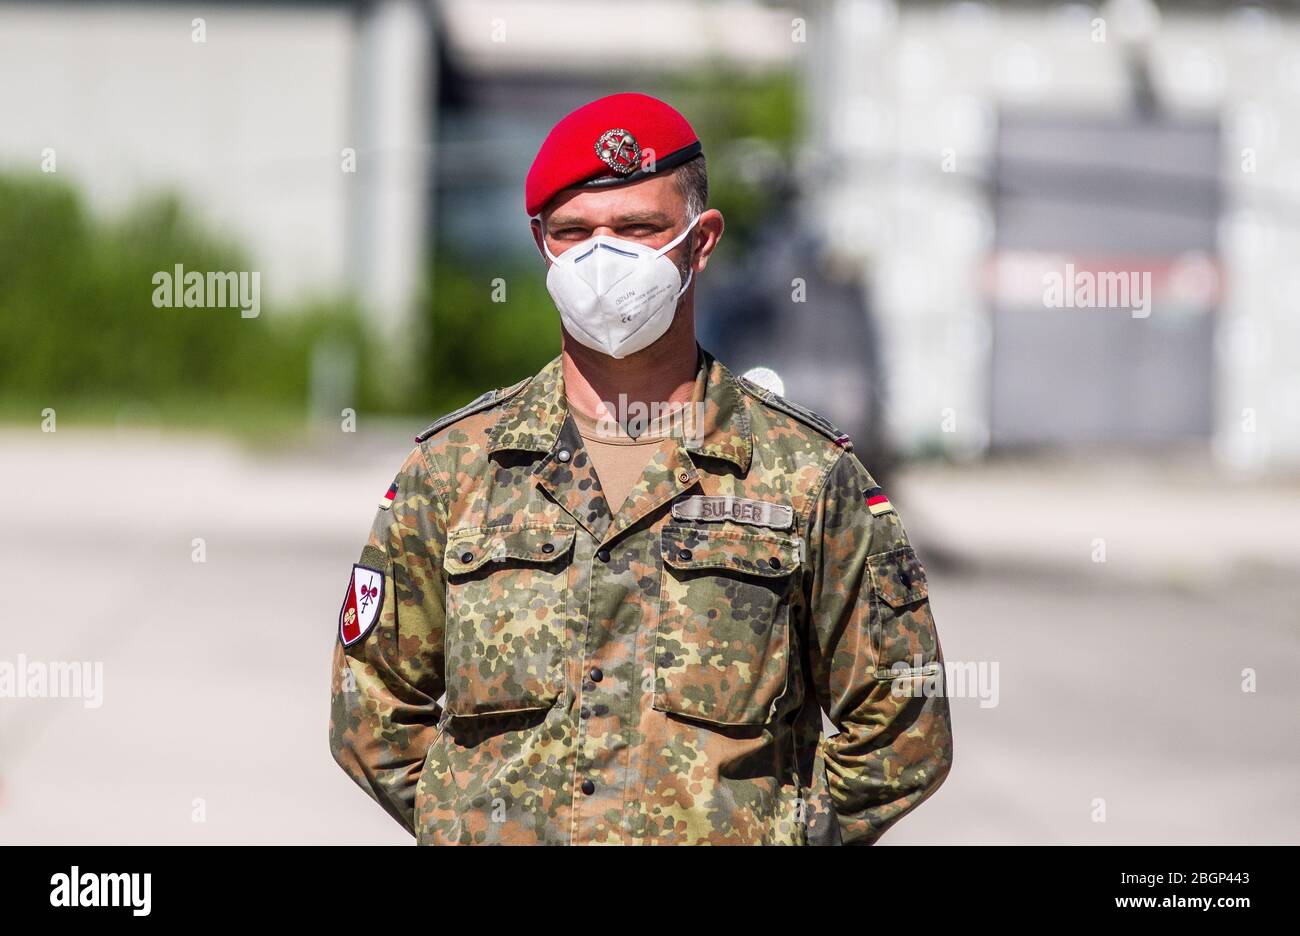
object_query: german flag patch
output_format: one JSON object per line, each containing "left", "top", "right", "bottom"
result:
{"left": 864, "top": 486, "right": 894, "bottom": 516}
{"left": 378, "top": 482, "right": 398, "bottom": 510}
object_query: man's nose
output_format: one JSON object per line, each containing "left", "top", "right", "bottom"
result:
{"left": 546, "top": 227, "right": 614, "bottom": 256}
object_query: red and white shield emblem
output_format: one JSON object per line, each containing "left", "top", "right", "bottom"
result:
{"left": 339, "top": 564, "right": 384, "bottom": 647}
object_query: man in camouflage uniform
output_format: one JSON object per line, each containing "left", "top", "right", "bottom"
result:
{"left": 330, "top": 93, "right": 952, "bottom": 845}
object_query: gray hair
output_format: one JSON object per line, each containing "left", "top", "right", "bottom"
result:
{"left": 673, "top": 153, "right": 708, "bottom": 219}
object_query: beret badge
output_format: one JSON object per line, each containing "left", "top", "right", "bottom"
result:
{"left": 595, "top": 128, "right": 641, "bottom": 175}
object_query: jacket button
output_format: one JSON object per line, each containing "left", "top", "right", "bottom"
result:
{"left": 589, "top": 667, "right": 603, "bottom": 683}
{"left": 460, "top": 551, "right": 474, "bottom": 564}
{"left": 678, "top": 548, "right": 692, "bottom": 562}
{"left": 768, "top": 556, "right": 782, "bottom": 569}
{"left": 581, "top": 779, "right": 595, "bottom": 795}
{"left": 557, "top": 449, "right": 571, "bottom": 463}
{"left": 579, "top": 707, "right": 590, "bottom": 719}
{"left": 541, "top": 542, "right": 555, "bottom": 554}
{"left": 597, "top": 549, "right": 610, "bottom": 562}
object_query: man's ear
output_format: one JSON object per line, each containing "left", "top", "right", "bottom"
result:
{"left": 530, "top": 217, "right": 549, "bottom": 262}
{"left": 691, "top": 208, "right": 725, "bottom": 273}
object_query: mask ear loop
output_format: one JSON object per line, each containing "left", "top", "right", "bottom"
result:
{"left": 675, "top": 268, "right": 695, "bottom": 300}
{"left": 661, "top": 214, "right": 701, "bottom": 299}
{"left": 653, "top": 213, "right": 701, "bottom": 259}
{"left": 541, "top": 232, "right": 560, "bottom": 264}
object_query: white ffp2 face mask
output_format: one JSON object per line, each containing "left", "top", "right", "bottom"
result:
{"left": 543, "top": 215, "right": 700, "bottom": 359}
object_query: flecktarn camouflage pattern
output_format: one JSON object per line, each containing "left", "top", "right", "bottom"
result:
{"left": 329, "top": 347, "right": 953, "bottom": 844}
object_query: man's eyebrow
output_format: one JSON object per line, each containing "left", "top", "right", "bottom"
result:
{"left": 611, "top": 211, "right": 674, "bottom": 226}
{"left": 547, "top": 210, "right": 675, "bottom": 229}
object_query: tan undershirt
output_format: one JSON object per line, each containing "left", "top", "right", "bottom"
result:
{"left": 568, "top": 361, "right": 708, "bottom": 515}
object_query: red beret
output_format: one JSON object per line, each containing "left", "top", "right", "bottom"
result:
{"left": 525, "top": 92, "right": 702, "bottom": 217}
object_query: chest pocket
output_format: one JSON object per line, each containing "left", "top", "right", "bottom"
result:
{"left": 442, "top": 523, "right": 576, "bottom": 716}
{"left": 654, "top": 526, "right": 800, "bottom": 726}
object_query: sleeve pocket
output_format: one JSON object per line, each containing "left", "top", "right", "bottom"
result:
{"left": 867, "top": 547, "right": 940, "bottom": 680}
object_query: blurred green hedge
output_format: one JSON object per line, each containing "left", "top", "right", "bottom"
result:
{"left": 421, "top": 255, "right": 561, "bottom": 410}
{"left": 0, "top": 172, "right": 373, "bottom": 429}
{"left": 0, "top": 172, "right": 564, "bottom": 431}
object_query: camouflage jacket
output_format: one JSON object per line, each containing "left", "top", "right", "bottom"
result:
{"left": 329, "top": 348, "right": 952, "bottom": 845}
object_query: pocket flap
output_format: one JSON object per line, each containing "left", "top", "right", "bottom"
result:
{"left": 661, "top": 526, "right": 799, "bottom": 578}
{"left": 869, "top": 547, "right": 929, "bottom": 607}
{"left": 445, "top": 524, "right": 576, "bottom": 575}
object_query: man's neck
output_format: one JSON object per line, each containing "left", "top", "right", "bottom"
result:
{"left": 561, "top": 316, "right": 700, "bottom": 423}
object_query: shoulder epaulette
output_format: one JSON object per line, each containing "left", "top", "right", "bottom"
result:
{"left": 414, "top": 377, "right": 532, "bottom": 443}
{"left": 737, "top": 377, "right": 853, "bottom": 452}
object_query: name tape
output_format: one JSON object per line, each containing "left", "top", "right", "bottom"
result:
{"left": 671, "top": 495, "right": 794, "bottom": 530}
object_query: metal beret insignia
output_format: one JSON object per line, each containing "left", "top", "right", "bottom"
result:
{"left": 595, "top": 128, "right": 640, "bottom": 174}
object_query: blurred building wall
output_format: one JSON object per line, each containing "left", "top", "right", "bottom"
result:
{"left": 989, "top": 114, "right": 1220, "bottom": 448}
{"left": 803, "top": 0, "right": 1300, "bottom": 471}
{"left": 439, "top": 0, "right": 794, "bottom": 74}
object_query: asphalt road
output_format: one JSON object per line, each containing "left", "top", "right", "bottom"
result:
{"left": 1, "top": 429, "right": 1296, "bottom": 844}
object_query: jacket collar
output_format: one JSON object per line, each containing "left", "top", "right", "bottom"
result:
{"left": 486, "top": 345, "right": 753, "bottom": 474}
